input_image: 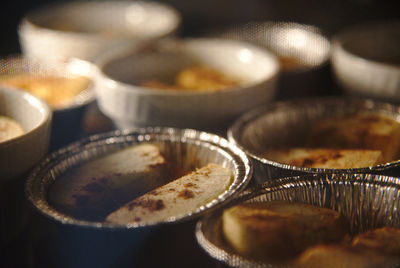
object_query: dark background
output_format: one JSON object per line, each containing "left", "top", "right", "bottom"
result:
{"left": 1, "top": 0, "right": 399, "bottom": 57}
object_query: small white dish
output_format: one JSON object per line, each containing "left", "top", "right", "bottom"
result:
{"left": 94, "top": 38, "right": 279, "bottom": 131}
{"left": 18, "top": 1, "right": 181, "bottom": 62}
{"left": 331, "top": 20, "right": 400, "bottom": 101}
{"left": 0, "top": 87, "right": 52, "bottom": 183}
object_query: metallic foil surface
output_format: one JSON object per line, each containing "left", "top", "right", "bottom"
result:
{"left": 196, "top": 172, "right": 400, "bottom": 268}
{"left": 228, "top": 97, "right": 400, "bottom": 183}
{"left": 25, "top": 127, "right": 252, "bottom": 229}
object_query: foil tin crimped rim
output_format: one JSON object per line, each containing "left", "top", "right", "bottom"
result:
{"left": 25, "top": 127, "right": 252, "bottom": 230}
{"left": 195, "top": 172, "right": 400, "bottom": 268}
{"left": 227, "top": 96, "right": 400, "bottom": 175}
{"left": 0, "top": 55, "right": 96, "bottom": 112}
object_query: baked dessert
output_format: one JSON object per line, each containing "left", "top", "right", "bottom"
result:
{"left": 352, "top": 227, "right": 400, "bottom": 257}
{"left": 175, "top": 65, "right": 240, "bottom": 91}
{"left": 106, "top": 163, "right": 232, "bottom": 224}
{"left": 263, "top": 148, "right": 384, "bottom": 169}
{"left": 0, "top": 115, "right": 25, "bottom": 142}
{"left": 294, "top": 244, "right": 396, "bottom": 268}
{"left": 306, "top": 113, "right": 400, "bottom": 163}
{"left": 295, "top": 227, "right": 400, "bottom": 267}
{"left": 140, "top": 65, "right": 240, "bottom": 91}
{"left": 221, "top": 201, "right": 349, "bottom": 263}
{"left": 0, "top": 74, "right": 90, "bottom": 109}
{"left": 48, "top": 143, "right": 187, "bottom": 221}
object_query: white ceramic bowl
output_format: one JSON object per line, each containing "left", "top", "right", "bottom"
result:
{"left": 331, "top": 20, "right": 400, "bottom": 101}
{"left": 94, "top": 38, "right": 279, "bottom": 131}
{"left": 0, "top": 87, "right": 52, "bottom": 183}
{"left": 0, "top": 87, "right": 51, "bottom": 250}
{"left": 18, "top": 1, "right": 181, "bottom": 63}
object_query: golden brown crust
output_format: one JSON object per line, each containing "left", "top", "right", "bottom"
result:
{"left": 47, "top": 144, "right": 187, "bottom": 221}
{"left": 294, "top": 244, "right": 395, "bottom": 268}
{"left": 0, "top": 74, "right": 89, "bottom": 109}
{"left": 306, "top": 114, "right": 400, "bottom": 163}
{"left": 106, "top": 163, "right": 233, "bottom": 224}
{"left": 352, "top": 227, "right": 400, "bottom": 256}
{"left": 140, "top": 65, "right": 240, "bottom": 91}
{"left": 221, "top": 201, "right": 349, "bottom": 263}
{"left": 175, "top": 65, "right": 240, "bottom": 91}
{"left": 263, "top": 148, "right": 384, "bottom": 168}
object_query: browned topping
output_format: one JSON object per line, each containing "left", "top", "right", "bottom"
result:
{"left": 195, "top": 167, "right": 211, "bottom": 178}
{"left": 291, "top": 150, "right": 344, "bottom": 167}
{"left": 302, "top": 158, "right": 315, "bottom": 166}
{"left": 177, "top": 189, "right": 195, "bottom": 199}
{"left": 140, "top": 65, "right": 241, "bottom": 91}
{"left": 168, "top": 188, "right": 175, "bottom": 192}
{"left": 148, "top": 190, "right": 159, "bottom": 196}
{"left": 184, "top": 182, "right": 198, "bottom": 189}
{"left": 127, "top": 199, "right": 165, "bottom": 212}
{"left": 128, "top": 202, "right": 135, "bottom": 211}
{"left": 331, "top": 152, "right": 343, "bottom": 159}
{"left": 133, "top": 217, "right": 141, "bottom": 222}
{"left": 0, "top": 74, "right": 90, "bottom": 108}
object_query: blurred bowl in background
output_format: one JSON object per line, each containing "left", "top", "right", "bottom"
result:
{"left": 93, "top": 38, "right": 279, "bottom": 132}
{"left": 228, "top": 97, "right": 400, "bottom": 183}
{"left": 0, "top": 86, "right": 51, "bottom": 247}
{"left": 0, "top": 56, "right": 96, "bottom": 149}
{"left": 331, "top": 20, "right": 400, "bottom": 102}
{"left": 18, "top": 1, "right": 181, "bottom": 63}
{"left": 207, "top": 21, "right": 333, "bottom": 99}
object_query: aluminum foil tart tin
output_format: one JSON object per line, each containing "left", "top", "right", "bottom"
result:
{"left": 25, "top": 127, "right": 252, "bottom": 229}
{"left": 228, "top": 97, "right": 400, "bottom": 183}
{"left": 196, "top": 173, "right": 400, "bottom": 268}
